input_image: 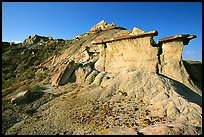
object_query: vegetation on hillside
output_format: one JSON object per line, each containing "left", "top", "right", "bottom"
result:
{"left": 2, "top": 39, "right": 74, "bottom": 90}
{"left": 2, "top": 39, "right": 74, "bottom": 134}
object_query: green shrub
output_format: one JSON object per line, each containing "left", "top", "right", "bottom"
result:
{"left": 23, "top": 85, "right": 44, "bottom": 93}
{"left": 34, "top": 60, "right": 40, "bottom": 66}
{"left": 36, "top": 73, "right": 46, "bottom": 79}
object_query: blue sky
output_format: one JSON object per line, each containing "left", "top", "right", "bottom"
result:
{"left": 2, "top": 2, "right": 202, "bottom": 61}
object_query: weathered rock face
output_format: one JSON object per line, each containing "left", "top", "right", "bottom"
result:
{"left": 139, "top": 123, "right": 202, "bottom": 135}
{"left": 74, "top": 47, "right": 90, "bottom": 63}
{"left": 5, "top": 20, "right": 201, "bottom": 135}
{"left": 22, "top": 35, "right": 51, "bottom": 45}
{"left": 51, "top": 73, "right": 62, "bottom": 86}
{"left": 93, "top": 29, "right": 159, "bottom": 73}
{"left": 74, "top": 65, "right": 92, "bottom": 84}
{"left": 158, "top": 34, "right": 201, "bottom": 95}
{"left": 91, "top": 30, "right": 200, "bottom": 96}
{"left": 89, "top": 20, "right": 107, "bottom": 32}
{"left": 95, "top": 126, "right": 138, "bottom": 135}
{"left": 51, "top": 60, "right": 77, "bottom": 86}
{"left": 129, "top": 27, "right": 145, "bottom": 35}
{"left": 88, "top": 20, "right": 124, "bottom": 33}
{"left": 45, "top": 24, "right": 200, "bottom": 98}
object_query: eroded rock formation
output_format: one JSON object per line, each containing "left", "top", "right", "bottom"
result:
{"left": 158, "top": 34, "right": 200, "bottom": 95}
{"left": 45, "top": 21, "right": 201, "bottom": 97}
{"left": 92, "top": 28, "right": 158, "bottom": 73}
{"left": 91, "top": 29, "right": 200, "bottom": 95}
{"left": 4, "top": 20, "right": 202, "bottom": 135}
{"left": 23, "top": 35, "right": 53, "bottom": 45}
{"left": 88, "top": 20, "right": 125, "bottom": 33}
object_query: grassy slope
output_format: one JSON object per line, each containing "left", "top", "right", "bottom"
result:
{"left": 2, "top": 39, "right": 74, "bottom": 134}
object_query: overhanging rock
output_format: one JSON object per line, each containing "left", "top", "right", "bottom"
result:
{"left": 158, "top": 34, "right": 201, "bottom": 95}
{"left": 92, "top": 28, "right": 159, "bottom": 73}
{"left": 158, "top": 34, "right": 197, "bottom": 45}
{"left": 92, "top": 28, "right": 200, "bottom": 95}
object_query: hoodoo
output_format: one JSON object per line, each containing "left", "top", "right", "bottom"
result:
{"left": 3, "top": 20, "right": 202, "bottom": 135}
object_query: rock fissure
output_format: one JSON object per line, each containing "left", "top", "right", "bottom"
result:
{"left": 103, "top": 43, "right": 108, "bottom": 71}
{"left": 156, "top": 43, "right": 163, "bottom": 74}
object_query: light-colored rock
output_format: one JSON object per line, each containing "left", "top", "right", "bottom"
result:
{"left": 93, "top": 29, "right": 159, "bottom": 73}
{"left": 74, "top": 34, "right": 83, "bottom": 40}
{"left": 93, "top": 71, "right": 107, "bottom": 85}
{"left": 50, "top": 60, "right": 77, "bottom": 86}
{"left": 6, "top": 71, "right": 202, "bottom": 135}
{"left": 11, "top": 91, "right": 28, "bottom": 104}
{"left": 89, "top": 20, "right": 107, "bottom": 32}
{"left": 129, "top": 27, "right": 145, "bottom": 35}
{"left": 6, "top": 22, "right": 202, "bottom": 135}
{"left": 22, "top": 35, "right": 50, "bottom": 45}
{"left": 91, "top": 30, "right": 158, "bottom": 44}
{"left": 93, "top": 31, "right": 200, "bottom": 96}
{"left": 75, "top": 66, "right": 92, "bottom": 84}
{"left": 58, "top": 60, "right": 77, "bottom": 85}
{"left": 47, "top": 36, "right": 53, "bottom": 40}
{"left": 95, "top": 126, "right": 138, "bottom": 135}
{"left": 139, "top": 123, "right": 201, "bottom": 135}
{"left": 51, "top": 73, "right": 62, "bottom": 86}
{"left": 85, "top": 70, "right": 99, "bottom": 84}
{"left": 158, "top": 34, "right": 201, "bottom": 95}
{"left": 74, "top": 47, "right": 90, "bottom": 63}
{"left": 89, "top": 20, "right": 119, "bottom": 33}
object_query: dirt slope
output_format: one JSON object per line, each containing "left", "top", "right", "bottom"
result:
{"left": 2, "top": 20, "right": 202, "bottom": 135}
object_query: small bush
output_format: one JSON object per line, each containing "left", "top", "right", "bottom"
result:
{"left": 36, "top": 73, "right": 46, "bottom": 79}
{"left": 23, "top": 85, "right": 44, "bottom": 93}
{"left": 30, "top": 85, "right": 44, "bottom": 93}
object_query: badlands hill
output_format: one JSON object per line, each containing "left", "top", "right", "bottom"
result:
{"left": 2, "top": 20, "right": 202, "bottom": 135}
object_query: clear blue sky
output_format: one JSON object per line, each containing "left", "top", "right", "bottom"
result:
{"left": 2, "top": 2, "right": 202, "bottom": 61}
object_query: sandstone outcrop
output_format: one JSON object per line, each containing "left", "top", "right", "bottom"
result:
{"left": 22, "top": 35, "right": 52, "bottom": 45}
{"left": 92, "top": 28, "right": 158, "bottom": 73}
{"left": 158, "top": 34, "right": 201, "bottom": 95}
{"left": 4, "top": 20, "right": 202, "bottom": 135}
{"left": 91, "top": 29, "right": 200, "bottom": 96}
{"left": 88, "top": 20, "right": 125, "bottom": 33}
{"left": 46, "top": 21, "right": 200, "bottom": 97}
{"left": 51, "top": 60, "right": 77, "bottom": 86}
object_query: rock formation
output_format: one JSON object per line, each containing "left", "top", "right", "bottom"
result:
{"left": 3, "top": 20, "right": 202, "bottom": 135}
{"left": 91, "top": 29, "right": 200, "bottom": 96}
{"left": 88, "top": 20, "right": 125, "bottom": 33}
{"left": 158, "top": 34, "right": 201, "bottom": 95}
{"left": 22, "top": 35, "right": 53, "bottom": 45}
{"left": 92, "top": 29, "right": 159, "bottom": 73}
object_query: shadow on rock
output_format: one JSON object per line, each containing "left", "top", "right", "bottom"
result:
{"left": 15, "top": 91, "right": 45, "bottom": 105}
{"left": 160, "top": 74, "right": 202, "bottom": 107}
